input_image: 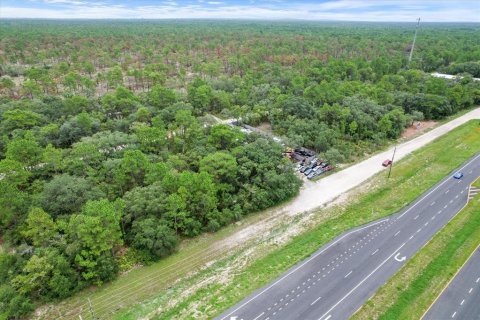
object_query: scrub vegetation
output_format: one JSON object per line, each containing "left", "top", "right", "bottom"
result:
{"left": 119, "top": 121, "right": 480, "bottom": 319}
{"left": 0, "top": 20, "right": 479, "bottom": 318}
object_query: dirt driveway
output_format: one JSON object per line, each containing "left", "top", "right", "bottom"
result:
{"left": 221, "top": 108, "right": 480, "bottom": 247}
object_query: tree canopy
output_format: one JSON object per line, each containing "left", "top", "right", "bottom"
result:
{"left": 0, "top": 20, "right": 479, "bottom": 318}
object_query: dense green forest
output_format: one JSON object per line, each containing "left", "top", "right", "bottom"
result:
{"left": 0, "top": 20, "right": 479, "bottom": 318}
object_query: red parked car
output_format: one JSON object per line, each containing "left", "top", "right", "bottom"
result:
{"left": 382, "top": 159, "right": 392, "bottom": 167}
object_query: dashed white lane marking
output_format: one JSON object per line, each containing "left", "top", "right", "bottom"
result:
{"left": 438, "top": 210, "right": 443, "bottom": 214}
{"left": 476, "top": 277, "right": 480, "bottom": 283}
{"left": 244, "top": 212, "right": 408, "bottom": 318}
{"left": 469, "top": 287, "right": 473, "bottom": 294}
{"left": 444, "top": 205, "right": 448, "bottom": 209}
{"left": 461, "top": 299, "right": 465, "bottom": 306}
{"left": 431, "top": 201, "right": 435, "bottom": 206}
{"left": 458, "top": 180, "right": 462, "bottom": 184}
{"left": 311, "top": 296, "right": 322, "bottom": 306}
{"left": 431, "top": 216, "right": 436, "bottom": 220}
{"left": 446, "top": 189, "right": 450, "bottom": 194}
{"left": 461, "top": 190, "right": 465, "bottom": 194}
{"left": 253, "top": 312, "right": 264, "bottom": 320}
{"left": 424, "top": 222, "right": 429, "bottom": 227}
{"left": 452, "top": 311, "right": 456, "bottom": 318}
{"left": 393, "top": 159, "right": 478, "bottom": 219}
{"left": 455, "top": 195, "right": 459, "bottom": 199}
{"left": 409, "top": 235, "right": 414, "bottom": 240}
{"left": 317, "top": 242, "right": 407, "bottom": 320}
{"left": 417, "top": 228, "right": 422, "bottom": 233}
{"left": 218, "top": 219, "right": 389, "bottom": 320}
{"left": 450, "top": 200, "right": 453, "bottom": 204}
{"left": 372, "top": 249, "right": 379, "bottom": 255}
{"left": 344, "top": 271, "right": 353, "bottom": 278}
{"left": 414, "top": 215, "right": 419, "bottom": 220}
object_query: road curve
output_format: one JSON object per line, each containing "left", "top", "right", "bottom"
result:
{"left": 216, "top": 154, "right": 480, "bottom": 320}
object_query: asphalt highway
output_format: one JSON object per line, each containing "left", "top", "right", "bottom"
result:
{"left": 216, "top": 153, "right": 480, "bottom": 320}
{"left": 423, "top": 247, "right": 480, "bottom": 320}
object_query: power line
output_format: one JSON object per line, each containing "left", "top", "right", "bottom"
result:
{"left": 408, "top": 17, "right": 421, "bottom": 63}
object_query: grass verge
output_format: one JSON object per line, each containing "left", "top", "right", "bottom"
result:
{"left": 352, "top": 183, "right": 480, "bottom": 320}
{"left": 473, "top": 177, "right": 480, "bottom": 188}
{"left": 115, "top": 120, "right": 480, "bottom": 319}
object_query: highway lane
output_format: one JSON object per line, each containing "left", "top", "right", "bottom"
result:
{"left": 423, "top": 247, "right": 480, "bottom": 320}
{"left": 216, "top": 153, "right": 480, "bottom": 320}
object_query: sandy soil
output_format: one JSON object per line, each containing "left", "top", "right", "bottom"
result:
{"left": 155, "top": 107, "right": 480, "bottom": 319}
{"left": 38, "top": 108, "right": 480, "bottom": 320}
{"left": 401, "top": 120, "right": 438, "bottom": 139}
{"left": 216, "top": 108, "right": 480, "bottom": 248}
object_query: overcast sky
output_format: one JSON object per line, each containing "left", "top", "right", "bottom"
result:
{"left": 1, "top": 0, "right": 479, "bottom": 21}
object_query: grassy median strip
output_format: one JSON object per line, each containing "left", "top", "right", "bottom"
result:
{"left": 113, "top": 121, "right": 480, "bottom": 319}
{"left": 352, "top": 188, "right": 480, "bottom": 320}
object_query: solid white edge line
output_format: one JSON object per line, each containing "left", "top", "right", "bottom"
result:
{"left": 221, "top": 153, "right": 480, "bottom": 320}
{"left": 396, "top": 152, "right": 480, "bottom": 220}
{"left": 317, "top": 242, "right": 407, "bottom": 320}
{"left": 218, "top": 218, "right": 389, "bottom": 319}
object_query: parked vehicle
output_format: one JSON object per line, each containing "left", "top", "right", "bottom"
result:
{"left": 304, "top": 168, "right": 313, "bottom": 175}
{"left": 308, "top": 169, "right": 324, "bottom": 179}
{"left": 299, "top": 166, "right": 308, "bottom": 173}
{"left": 324, "top": 165, "right": 334, "bottom": 172}
{"left": 382, "top": 159, "right": 392, "bottom": 167}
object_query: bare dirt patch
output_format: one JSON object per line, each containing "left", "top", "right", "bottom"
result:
{"left": 255, "top": 122, "right": 273, "bottom": 133}
{"left": 401, "top": 120, "right": 438, "bottom": 140}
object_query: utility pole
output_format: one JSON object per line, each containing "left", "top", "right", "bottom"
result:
{"left": 387, "top": 145, "right": 397, "bottom": 180}
{"left": 408, "top": 17, "right": 421, "bottom": 64}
